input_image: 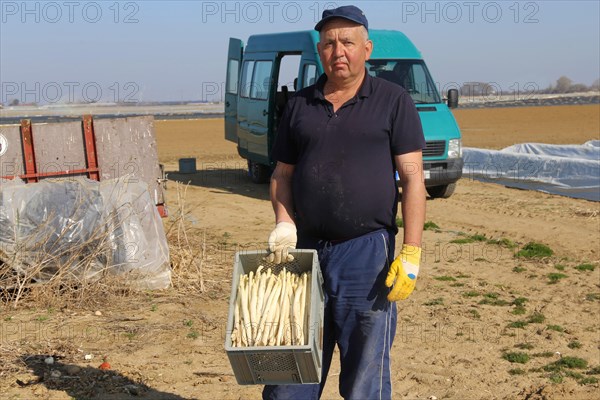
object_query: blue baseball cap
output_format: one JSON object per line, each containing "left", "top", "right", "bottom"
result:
{"left": 314, "top": 5, "right": 368, "bottom": 31}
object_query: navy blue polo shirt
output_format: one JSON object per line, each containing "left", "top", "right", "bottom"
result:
{"left": 272, "top": 71, "right": 425, "bottom": 241}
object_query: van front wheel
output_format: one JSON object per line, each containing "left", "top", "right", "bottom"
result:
{"left": 248, "top": 160, "right": 271, "bottom": 184}
{"left": 426, "top": 183, "right": 456, "bottom": 199}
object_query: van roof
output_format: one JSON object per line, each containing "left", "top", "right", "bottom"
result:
{"left": 244, "top": 29, "right": 422, "bottom": 60}
{"left": 245, "top": 31, "right": 320, "bottom": 53}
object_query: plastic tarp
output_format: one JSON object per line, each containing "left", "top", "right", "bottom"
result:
{"left": 462, "top": 140, "right": 600, "bottom": 201}
{"left": 0, "top": 176, "right": 171, "bottom": 289}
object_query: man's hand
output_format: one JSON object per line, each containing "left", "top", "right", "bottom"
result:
{"left": 385, "top": 244, "right": 421, "bottom": 301}
{"left": 267, "top": 222, "right": 297, "bottom": 264}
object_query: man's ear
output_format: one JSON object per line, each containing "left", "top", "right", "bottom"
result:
{"left": 365, "top": 40, "right": 373, "bottom": 61}
{"left": 317, "top": 41, "right": 322, "bottom": 57}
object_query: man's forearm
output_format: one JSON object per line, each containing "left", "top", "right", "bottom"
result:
{"left": 270, "top": 163, "right": 296, "bottom": 224}
{"left": 396, "top": 151, "right": 426, "bottom": 247}
{"left": 401, "top": 177, "right": 426, "bottom": 247}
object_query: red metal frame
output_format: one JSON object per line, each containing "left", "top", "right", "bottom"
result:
{"left": 2, "top": 116, "right": 101, "bottom": 182}
{"left": 14, "top": 168, "right": 100, "bottom": 180}
{"left": 20, "top": 119, "right": 38, "bottom": 183}
{"left": 156, "top": 204, "right": 168, "bottom": 218}
{"left": 82, "top": 114, "right": 101, "bottom": 181}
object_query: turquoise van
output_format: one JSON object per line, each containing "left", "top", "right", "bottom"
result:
{"left": 225, "top": 30, "right": 463, "bottom": 198}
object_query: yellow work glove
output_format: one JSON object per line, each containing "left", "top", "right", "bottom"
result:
{"left": 385, "top": 244, "right": 421, "bottom": 301}
{"left": 267, "top": 222, "right": 297, "bottom": 264}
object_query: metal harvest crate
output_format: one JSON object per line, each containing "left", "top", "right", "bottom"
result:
{"left": 224, "top": 249, "right": 324, "bottom": 385}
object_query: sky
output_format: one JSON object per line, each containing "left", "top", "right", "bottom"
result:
{"left": 1, "top": 0, "right": 599, "bottom": 104}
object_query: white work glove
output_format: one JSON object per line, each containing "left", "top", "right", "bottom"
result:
{"left": 267, "top": 222, "right": 297, "bottom": 264}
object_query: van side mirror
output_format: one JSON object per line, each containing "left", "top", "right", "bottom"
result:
{"left": 447, "top": 89, "right": 459, "bottom": 109}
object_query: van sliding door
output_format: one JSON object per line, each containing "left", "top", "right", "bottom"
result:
{"left": 225, "top": 38, "right": 243, "bottom": 143}
{"left": 237, "top": 53, "right": 276, "bottom": 165}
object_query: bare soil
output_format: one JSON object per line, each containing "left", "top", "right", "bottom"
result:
{"left": 1, "top": 104, "right": 599, "bottom": 399}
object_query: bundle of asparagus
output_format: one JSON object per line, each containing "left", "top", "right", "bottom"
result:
{"left": 231, "top": 266, "right": 311, "bottom": 347}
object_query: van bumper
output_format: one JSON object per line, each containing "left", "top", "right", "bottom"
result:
{"left": 424, "top": 158, "right": 463, "bottom": 187}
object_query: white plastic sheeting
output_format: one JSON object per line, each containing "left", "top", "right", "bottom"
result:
{"left": 463, "top": 141, "right": 599, "bottom": 201}
{"left": 0, "top": 176, "right": 171, "bottom": 289}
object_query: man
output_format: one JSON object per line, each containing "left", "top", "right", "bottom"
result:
{"left": 265, "top": 5, "right": 426, "bottom": 399}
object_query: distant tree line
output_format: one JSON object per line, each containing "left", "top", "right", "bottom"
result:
{"left": 548, "top": 76, "right": 600, "bottom": 94}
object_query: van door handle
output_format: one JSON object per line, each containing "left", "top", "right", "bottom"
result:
{"left": 225, "top": 101, "right": 230, "bottom": 107}
{"left": 262, "top": 110, "right": 268, "bottom": 116}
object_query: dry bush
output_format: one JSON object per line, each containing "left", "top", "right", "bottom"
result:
{"left": 164, "top": 181, "right": 206, "bottom": 292}
{"left": 164, "top": 181, "right": 236, "bottom": 298}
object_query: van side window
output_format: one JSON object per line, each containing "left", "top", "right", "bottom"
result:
{"left": 303, "top": 64, "right": 317, "bottom": 88}
{"left": 240, "top": 61, "right": 255, "bottom": 98}
{"left": 277, "top": 55, "right": 301, "bottom": 92}
{"left": 227, "top": 59, "right": 239, "bottom": 94}
{"left": 366, "top": 60, "right": 441, "bottom": 104}
{"left": 250, "top": 61, "right": 272, "bottom": 100}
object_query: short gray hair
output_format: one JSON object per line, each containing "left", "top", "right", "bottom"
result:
{"left": 359, "top": 26, "right": 369, "bottom": 40}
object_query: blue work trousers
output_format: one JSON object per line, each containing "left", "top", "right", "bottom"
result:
{"left": 263, "top": 229, "right": 397, "bottom": 400}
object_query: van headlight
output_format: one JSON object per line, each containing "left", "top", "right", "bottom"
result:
{"left": 448, "top": 139, "right": 462, "bottom": 158}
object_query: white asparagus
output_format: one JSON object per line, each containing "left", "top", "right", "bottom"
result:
{"left": 254, "top": 266, "right": 264, "bottom": 310}
{"left": 265, "top": 268, "right": 272, "bottom": 285}
{"left": 290, "top": 275, "right": 297, "bottom": 346}
{"left": 265, "top": 296, "right": 281, "bottom": 346}
{"left": 248, "top": 271, "right": 260, "bottom": 346}
{"left": 299, "top": 272, "right": 308, "bottom": 345}
{"left": 272, "top": 271, "right": 289, "bottom": 346}
{"left": 247, "top": 271, "right": 254, "bottom": 342}
{"left": 303, "top": 273, "right": 311, "bottom": 345}
{"left": 245, "top": 276, "right": 254, "bottom": 346}
{"left": 256, "top": 277, "right": 282, "bottom": 345}
{"left": 232, "top": 288, "right": 241, "bottom": 347}
{"left": 237, "top": 277, "right": 243, "bottom": 347}
{"left": 264, "top": 284, "right": 282, "bottom": 346}
{"left": 266, "top": 271, "right": 285, "bottom": 346}
{"left": 292, "top": 281, "right": 303, "bottom": 345}
{"left": 249, "top": 270, "right": 260, "bottom": 341}
{"left": 256, "top": 267, "right": 267, "bottom": 322}
{"left": 233, "top": 268, "right": 312, "bottom": 347}
{"left": 261, "top": 270, "right": 277, "bottom": 314}
{"left": 239, "top": 277, "right": 251, "bottom": 346}
{"left": 284, "top": 273, "right": 294, "bottom": 346}
{"left": 258, "top": 277, "right": 277, "bottom": 344}
{"left": 253, "top": 289, "right": 270, "bottom": 344}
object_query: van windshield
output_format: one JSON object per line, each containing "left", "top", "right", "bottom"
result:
{"left": 366, "top": 60, "right": 441, "bottom": 104}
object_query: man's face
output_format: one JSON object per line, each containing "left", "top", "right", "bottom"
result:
{"left": 317, "top": 19, "right": 372, "bottom": 84}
